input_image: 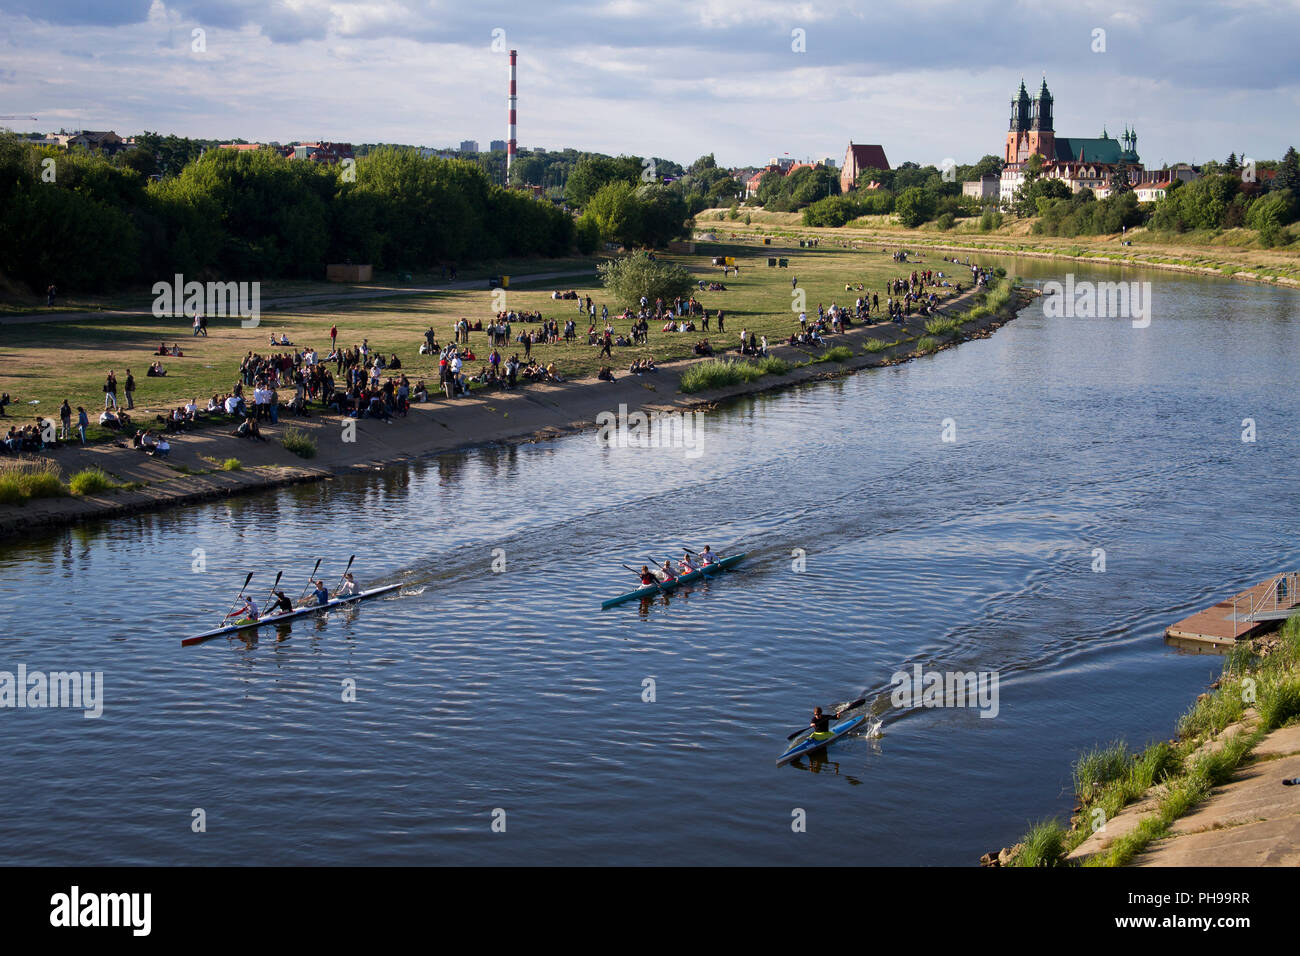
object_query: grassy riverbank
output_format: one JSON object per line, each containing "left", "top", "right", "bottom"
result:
{"left": 1005, "top": 616, "right": 1300, "bottom": 867}
{"left": 0, "top": 244, "right": 983, "bottom": 442}
{"left": 704, "top": 210, "right": 1300, "bottom": 286}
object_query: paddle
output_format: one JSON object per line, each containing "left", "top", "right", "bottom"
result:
{"left": 785, "top": 697, "right": 868, "bottom": 741}
{"left": 623, "top": 563, "right": 666, "bottom": 594}
{"left": 681, "top": 546, "right": 721, "bottom": 574}
{"left": 332, "top": 554, "right": 355, "bottom": 598}
{"left": 295, "top": 558, "right": 323, "bottom": 606}
{"left": 221, "top": 572, "right": 255, "bottom": 623}
{"left": 262, "top": 570, "right": 284, "bottom": 611}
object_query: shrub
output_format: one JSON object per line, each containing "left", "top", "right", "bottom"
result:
{"left": 281, "top": 427, "right": 317, "bottom": 459}
{"left": 915, "top": 336, "right": 940, "bottom": 354}
{"left": 863, "top": 338, "right": 889, "bottom": 353}
{"left": 814, "top": 345, "right": 854, "bottom": 363}
{"left": 221, "top": 457, "right": 243, "bottom": 471}
{"left": 68, "top": 467, "right": 121, "bottom": 496}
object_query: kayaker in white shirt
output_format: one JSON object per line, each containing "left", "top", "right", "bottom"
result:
{"left": 336, "top": 573, "right": 359, "bottom": 598}
{"left": 678, "top": 552, "right": 697, "bottom": 574}
{"left": 698, "top": 546, "right": 717, "bottom": 566}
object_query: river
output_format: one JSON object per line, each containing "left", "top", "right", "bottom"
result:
{"left": 3, "top": 258, "right": 1298, "bottom": 865}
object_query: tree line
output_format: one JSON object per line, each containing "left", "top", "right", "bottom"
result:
{"left": 0, "top": 136, "right": 577, "bottom": 292}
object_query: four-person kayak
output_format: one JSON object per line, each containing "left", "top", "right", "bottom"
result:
{"left": 776, "top": 713, "right": 867, "bottom": 766}
{"left": 601, "top": 552, "right": 746, "bottom": 609}
{"left": 182, "top": 584, "right": 403, "bottom": 646}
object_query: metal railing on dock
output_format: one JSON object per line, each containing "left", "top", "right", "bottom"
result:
{"left": 1233, "top": 571, "right": 1300, "bottom": 625}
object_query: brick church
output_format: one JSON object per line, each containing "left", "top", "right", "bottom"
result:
{"left": 999, "top": 78, "right": 1142, "bottom": 203}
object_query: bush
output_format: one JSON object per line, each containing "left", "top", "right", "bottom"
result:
{"left": 814, "top": 345, "right": 854, "bottom": 363}
{"left": 281, "top": 427, "right": 317, "bottom": 459}
{"left": 863, "top": 338, "right": 890, "bottom": 353}
{"left": 915, "top": 336, "right": 940, "bottom": 354}
{"left": 68, "top": 467, "right": 121, "bottom": 496}
{"left": 221, "top": 457, "right": 243, "bottom": 471}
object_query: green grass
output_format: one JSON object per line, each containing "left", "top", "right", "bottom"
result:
{"left": 923, "top": 316, "right": 963, "bottom": 336}
{"left": 1258, "top": 674, "right": 1300, "bottom": 730}
{"left": 0, "top": 247, "right": 974, "bottom": 437}
{"left": 1013, "top": 820, "right": 1068, "bottom": 867}
{"left": 813, "top": 345, "right": 854, "bottom": 363}
{"left": 68, "top": 467, "right": 123, "bottom": 496}
{"left": 1015, "top": 615, "right": 1300, "bottom": 867}
{"left": 281, "top": 427, "right": 317, "bottom": 459}
{"left": 862, "top": 338, "right": 890, "bottom": 353}
{"left": 0, "top": 459, "right": 67, "bottom": 504}
{"left": 678, "top": 356, "right": 789, "bottom": 393}
{"left": 915, "top": 336, "right": 941, "bottom": 354}
{"left": 221, "top": 457, "right": 243, "bottom": 471}
{"left": 1072, "top": 741, "right": 1132, "bottom": 804}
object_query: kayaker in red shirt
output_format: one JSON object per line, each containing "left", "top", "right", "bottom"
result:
{"left": 639, "top": 566, "right": 656, "bottom": 585}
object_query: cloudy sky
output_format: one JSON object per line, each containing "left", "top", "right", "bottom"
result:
{"left": 0, "top": 0, "right": 1296, "bottom": 169}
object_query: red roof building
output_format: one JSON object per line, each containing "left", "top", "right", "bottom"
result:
{"left": 840, "top": 142, "right": 890, "bottom": 192}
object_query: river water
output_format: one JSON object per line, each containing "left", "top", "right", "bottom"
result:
{"left": 2, "top": 258, "right": 1298, "bottom": 866}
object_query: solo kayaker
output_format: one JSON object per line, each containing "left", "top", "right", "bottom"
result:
{"left": 336, "top": 573, "right": 359, "bottom": 598}
{"left": 268, "top": 590, "right": 293, "bottom": 615}
{"left": 810, "top": 706, "right": 834, "bottom": 734}
{"left": 698, "top": 546, "right": 716, "bottom": 565}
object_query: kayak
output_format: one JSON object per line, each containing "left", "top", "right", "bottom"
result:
{"left": 776, "top": 714, "right": 866, "bottom": 767}
{"left": 181, "top": 584, "right": 403, "bottom": 646}
{"left": 600, "top": 552, "right": 746, "bottom": 609}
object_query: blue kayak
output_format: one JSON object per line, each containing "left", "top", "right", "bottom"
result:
{"left": 776, "top": 714, "right": 866, "bottom": 766}
{"left": 600, "top": 553, "right": 746, "bottom": 609}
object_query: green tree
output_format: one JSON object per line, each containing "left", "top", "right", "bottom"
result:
{"left": 895, "top": 186, "right": 933, "bottom": 227}
{"left": 597, "top": 251, "right": 694, "bottom": 306}
{"left": 1275, "top": 146, "right": 1300, "bottom": 194}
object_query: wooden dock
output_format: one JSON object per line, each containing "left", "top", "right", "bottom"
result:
{"left": 1166, "top": 572, "right": 1300, "bottom": 646}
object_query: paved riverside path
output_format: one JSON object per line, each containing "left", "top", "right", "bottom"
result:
{"left": 1066, "top": 720, "right": 1300, "bottom": 866}
{"left": 0, "top": 269, "right": 597, "bottom": 326}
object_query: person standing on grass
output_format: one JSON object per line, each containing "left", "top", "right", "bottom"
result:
{"left": 717, "top": 310, "right": 725, "bottom": 333}
{"left": 193, "top": 313, "right": 202, "bottom": 336}
{"left": 59, "top": 400, "right": 72, "bottom": 441}
{"left": 76, "top": 407, "right": 88, "bottom": 445}
{"left": 47, "top": 284, "right": 56, "bottom": 307}
{"left": 104, "top": 371, "right": 118, "bottom": 409}
{"left": 124, "top": 369, "right": 135, "bottom": 410}
{"left": 330, "top": 325, "right": 338, "bottom": 350}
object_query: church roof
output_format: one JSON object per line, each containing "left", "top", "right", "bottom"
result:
{"left": 844, "top": 143, "right": 891, "bottom": 171}
{"left": 1054, "top": 137, "right": 1124, "bottom": 164}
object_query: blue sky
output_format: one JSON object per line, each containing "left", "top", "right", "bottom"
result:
{"left": 0, "top": 0, "right": 1296, "bottom": 169}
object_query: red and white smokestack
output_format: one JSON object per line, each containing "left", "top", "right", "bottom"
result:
{"left": 507, "top": 49, "right": 517, "bottom": 176}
